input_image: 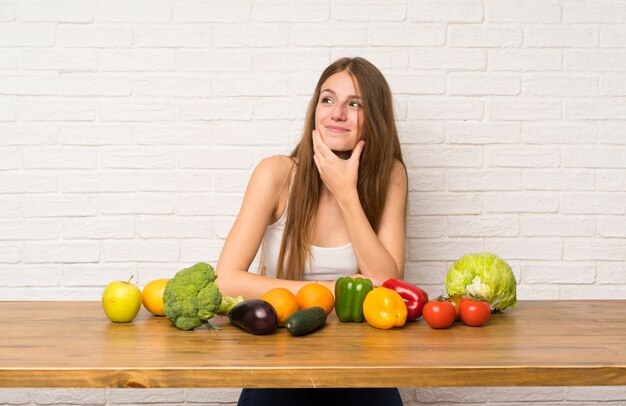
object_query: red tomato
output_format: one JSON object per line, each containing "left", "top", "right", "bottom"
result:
{"left": 459, "top": 298, "right": 491, "bottom": 327}
{"left": 422, "top": 300, "right": 456, "bottom": 329}
{"left": 447, "top": 295, "right": 463, "bottom": 321}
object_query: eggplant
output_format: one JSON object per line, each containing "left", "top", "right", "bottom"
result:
{"left": 228, "top": 299, "right": 277, "bottom": 335}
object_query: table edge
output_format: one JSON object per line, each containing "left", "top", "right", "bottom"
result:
{"left": 1, "top": 366, "right": 625, "bottom": 388}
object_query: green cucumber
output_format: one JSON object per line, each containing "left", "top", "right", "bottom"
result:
{"left": 285, "top": 307, "right": 327, "bottom": 336}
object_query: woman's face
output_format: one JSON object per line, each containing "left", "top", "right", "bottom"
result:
{"left": 314, "top": 70, "right": 365, "bottom": 152}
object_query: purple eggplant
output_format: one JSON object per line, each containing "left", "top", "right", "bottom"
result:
{"left": 228, "top": 299, "right": 277, "bottom": 335}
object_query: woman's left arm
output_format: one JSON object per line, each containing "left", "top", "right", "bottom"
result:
{"left": 340, "top": 160, "right": 406, "bottom": 284}
{"left": 313, "top": 131, "right": 407, "bottom": 284}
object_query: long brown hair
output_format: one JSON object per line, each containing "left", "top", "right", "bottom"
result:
{"left": 273, "top": 57, "right": 405, "bottom": 280}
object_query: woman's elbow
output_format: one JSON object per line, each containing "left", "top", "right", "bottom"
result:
{"left": 215, "top": 271, "right": 238, "bottom": 297}
{"left": 393, "top": 260, "right": 404, "bottom": 280}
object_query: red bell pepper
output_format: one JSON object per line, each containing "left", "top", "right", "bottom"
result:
{"left": 382, "top": 278, "right": 429, "bottom": 321}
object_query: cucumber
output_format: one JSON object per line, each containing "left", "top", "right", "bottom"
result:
{"left": 285, "top": 306, "right": 327, "bottom": 336}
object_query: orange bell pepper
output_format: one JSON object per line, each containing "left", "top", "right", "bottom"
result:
{"left": 363, "top": 287, "right": 408, "bottom": 329}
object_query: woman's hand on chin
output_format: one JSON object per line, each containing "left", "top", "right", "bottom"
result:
{"left": 312, "top": 129, "right": 365, "bottom": 202}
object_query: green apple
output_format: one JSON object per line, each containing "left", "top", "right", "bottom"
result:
{"left": 102, "top": 276, "right": 142, "bottom": 323}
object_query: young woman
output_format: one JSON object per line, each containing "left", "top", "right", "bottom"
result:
{"left": 215, "top": 57, "right": 407, "bottom": 406}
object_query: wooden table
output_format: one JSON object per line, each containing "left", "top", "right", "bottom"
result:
{"left": 1, "top": 300, "right": 625, "bottom": 388}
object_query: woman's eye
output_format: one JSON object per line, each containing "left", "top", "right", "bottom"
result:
{"left": 349, "top": 101, "right": 362, "bottom": 108}
{"left": 321, "top": 97, "right": 333, "bottom": 104}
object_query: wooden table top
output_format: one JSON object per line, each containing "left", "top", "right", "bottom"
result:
{"left": 1, "top": 300, "right": 625, "bottom": 388}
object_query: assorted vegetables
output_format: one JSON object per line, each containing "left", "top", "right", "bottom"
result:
{"left": 446, "top": 295, "right": 463, "bottom": 321}
{"left": 334, "top": 277, "right": 373, "bottom": 323}
{"left": 423, "top": 299, "right": 456, "bottom": 329}
{"left": 162, "top": 262, "right": 243, "bottom": 331}
{"left": 363, "top": 287, "right": 407, "bottom": 330}
{"left": 157, "top": 253, "right": 515, "bottom": 335}
{"left": 285, "top": 307, "right": 327, "bottom": 336}
{"left": 459, "top": 297, "right": 491, "bottom": 327}
{"left": 445, "top": 253, "right": 517, "bottom": 312}
{"left": 228, "top": 299, "right": 278, "bottom": 335}
{"left": 382, "top": 278, "right": 428, "bottom": 321}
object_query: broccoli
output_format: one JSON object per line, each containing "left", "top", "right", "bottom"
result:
{"left": 163, "top": 262, "right": 244, "bottom": 331}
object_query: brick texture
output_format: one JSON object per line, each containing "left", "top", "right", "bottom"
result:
{"left": 0, "top": 0, "right": 625, "bottom": 404}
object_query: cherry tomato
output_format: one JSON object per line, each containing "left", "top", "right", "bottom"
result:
{"left": 446, "top": 295, "right": 463, "bottom": 321}
{"left": 422, "top": 300, "right": 456, "bottom": 329}
{"left": 459, "top": 298, "right": 491, "bottom": 327}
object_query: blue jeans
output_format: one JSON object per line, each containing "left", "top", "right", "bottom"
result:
{"left": 238, "top": 388, "right": 403, "bottom": 406}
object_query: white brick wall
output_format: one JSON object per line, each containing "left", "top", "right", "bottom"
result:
{"left": 1, "top": 0, "right": 625, "bottom": 404}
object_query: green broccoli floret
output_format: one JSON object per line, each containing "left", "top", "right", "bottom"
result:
{"left": 163, "top": 262, "right": 243, "bottom": 331}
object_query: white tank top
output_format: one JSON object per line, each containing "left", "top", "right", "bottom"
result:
{"left": 261, "top": 206, "right": 358, "bottom": 281}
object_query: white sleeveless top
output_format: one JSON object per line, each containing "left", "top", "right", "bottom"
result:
{"left": 261, "top": 207, "right": 358, "bottom": 281}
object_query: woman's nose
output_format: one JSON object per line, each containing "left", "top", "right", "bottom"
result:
{"left": 330, "top": 103, "right": 347, "bottom": 121}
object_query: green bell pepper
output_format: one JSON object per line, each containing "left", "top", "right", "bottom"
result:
{"left": 334, "top": 277, "right": 374, "bottom": 322}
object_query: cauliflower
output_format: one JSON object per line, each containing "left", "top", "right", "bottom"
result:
{"left": 163, "top": 262, "right": 243, "bottom": 330}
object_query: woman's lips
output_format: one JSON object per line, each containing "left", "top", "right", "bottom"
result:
{"left": 324, "top": 125, "right": 350, "bottom": 132}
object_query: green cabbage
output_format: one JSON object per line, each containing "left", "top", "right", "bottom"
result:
{"left": 445, "top": 253, "right": 517, "bottom": 312}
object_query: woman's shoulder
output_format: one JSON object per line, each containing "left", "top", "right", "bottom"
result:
{"left": 255, "top": 155, "right": 295, "bottom": 176}
{"left": 385, "top": 159, "right": 407, "bottom": 195}
{"left": 250, "top": 155, "right": 295, "bottom": 188}
{"left": 390, "top": 159, "right": 407, "bottom": 182}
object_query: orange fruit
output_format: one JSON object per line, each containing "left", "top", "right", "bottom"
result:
{"left": 141, "top": 279, "right": 169, "bottom": 316}
{"left": 261, "top": 287, "right": 299, "bottom": 327}
{"left": 296, "top": 283, "right": 335, "bottom": 315}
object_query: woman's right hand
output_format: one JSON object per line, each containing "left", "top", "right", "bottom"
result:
{"left": 312, "top": 129, "right": 365, "bottom": 206}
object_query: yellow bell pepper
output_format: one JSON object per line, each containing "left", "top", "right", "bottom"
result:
{"left": 363, "top": 287, "right": 408, "bottom": 329}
